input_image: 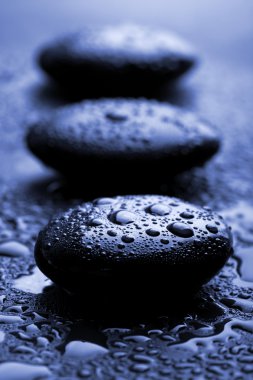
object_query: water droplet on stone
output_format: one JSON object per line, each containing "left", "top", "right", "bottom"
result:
{"left": 106, "top": 112, "right": 128, "bottom": 122}
{"left": 206, "top": 224, "right": 218, "bottom": 234}
{"left": 107, "top": 230, "right": 117, "bottom": 237}
{"left": 146, "top": 228, "right": 160, "bottom": 237}
{"left": 148, "top": 203, "right": 171, "bottom": 216}
{"left": 110, "top": 210, "right": 136, "bottom": 225}
{"left": 180, "top": 211, "right": 194, "bottom": 219}
{"left": 94, "top": 197, "right": 115, "bottom": 206}
{"left": 89, "top": 218, "right": 104, "bottom": 226}
{"left": 121, "top": 235, "right": 135, "bottom": 243}
{"left": 168, "top": 223, "right": 194, "bottom": 238}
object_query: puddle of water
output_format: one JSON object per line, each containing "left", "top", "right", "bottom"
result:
{"left": 13, "top": 266, "right": 52, "bottom": 294}
{"left": 168, "top": 318, "right": 253, "bottom": 353}
{"left": 0, "top": 331, "right": 5, "bottom": 342}
{"left": 235, "top": 247, "right": 253, "bottom": 282}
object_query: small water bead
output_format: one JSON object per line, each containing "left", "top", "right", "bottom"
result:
{"left": 148, "top": 203, "right": 171, "bottom": 216}
{"left": 124, "top": 335, "right": 151, "bottom": 344}
{"left": 89, "top": 218, "right": 104, "bottom": 226}
{"left": 146, "top": 228, "right": 160, "bottom": 237}
{"left": 121, "top": 235, "right": 135, "bottom": 243}
{"left": 95, "top": 197, "right": 115, "bottom": 206}
{"left": 110, "top": 210, "right": 136, "bottom": 225}
{"left": 107, "top": 230, "right": 117, "bottom": 237}
{"left": 168, "top": 223, "right": 194, "bottom": 238}
{"left": 106, "top": 112, "right": 128, "bottom": 122}
{"left": 180, "top": 211, "right": 194, "bottom": 219}
{"left": 160, "top": 239, "right": 169, "bottom": 245}
{"left": 12, "top": 345, "right": 37, "bottom": 355}
{"left": 130, "top": 363, "right": 150, "bottom": 373}
{"left": 79, "top": 368, "right": 92, "bottom": 378}
{"left": 206, "top": 224, "right": 219, "bottom": 234}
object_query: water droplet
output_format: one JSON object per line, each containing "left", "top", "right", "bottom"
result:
{"left": 146, "top": 228, "right": 160, "bottom": 237}
{"left": 206, "top": 224, "right": 218, "bottom": 234}
{"left": 167, "top": 223, "right": 194, "bottom": 238}
{"left": 0, "top": 331, "right": 5, "bottom": 343}
{"left": 64, "top": 341, "right": 108, "bottom": 360}
{"left": 0, "top": 315, "right": 23, "bottom": 324}
{"left": 110, "top": 210, "right": 136, "bottom": 225}
{"left": 121, "top": 235, "right": 135, "bottom": 243}
{"left": 106, "top": 112, "right": 128, "bottom": 122}
{"left": 0, "top": 241, "right": 30, "bottom": 257}
{"left": 89, "top": 218, "right": 104, "bottom": 226}
{"left": 107, "top": 230, "right": 117, "bottom": 237}
{"left": 94, "top": 197, "right": 115, "bottom": 206}
{"left": 0, "top": 362, "right": 52, "bottom": 380}
{"left": 124, "top": 335, "right": 150, "bottom": 343}
{"left": 130, "top": 363, "right": 150, "bottom": 373}
{"left": 180, "top": 211, "right": 194, "bottom": 219}
{"left": 148, "top": 203, "right": 171, "bottom": 216}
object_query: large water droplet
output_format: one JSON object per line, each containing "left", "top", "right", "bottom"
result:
{"left": 148, "top": 203, "right": 171, "bottom": 216}
{"left": 89, "top": 218, "right": 104, "bottom": 226}
{"left": 110, "top": 210, "right": 136, "bottom": 225}
{"left": 206, "top": 224, "right": 218, "bottom": 234}
{"left": 64, "top": 341, "right": 108, "bottom": 360}
{"left": 180, "top": 211, "right": 194, "bottom": 219}
{"left": 94, "top": 197, "right": 115, "bottom": 206}
{"left": 167, "top": 223, "right": 194, "bottom": 238}
{"left": 122, "top": 235, "right": 135, "bottom": 243}
{"left": 146, "top": 228, "right": 160, "bottom": 237}
{"left": 0, "top": 241, "right": 30, "bottom": 257}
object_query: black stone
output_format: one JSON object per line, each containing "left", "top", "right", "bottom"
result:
{"left": 26, "top": 98, "right": 220, "bottom": 195}
{"left": 38, "top": 25, "right": 197, "bottom": 97}
{"left": 35, "top": 195, "right": 233, "bottom": 299}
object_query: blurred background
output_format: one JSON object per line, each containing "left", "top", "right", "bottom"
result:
{"left": 1, "top": 0, "right": 253, "bottom": 64}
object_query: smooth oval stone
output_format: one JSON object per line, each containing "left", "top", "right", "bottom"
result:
{"left": 26, "top": 99, "right": 220, "bottom": 195}
{"left": 38, "top": 24, "right": 197, "bottom": 96}
{"left": 35, "top": 195, "right": 232, "bottom": 299}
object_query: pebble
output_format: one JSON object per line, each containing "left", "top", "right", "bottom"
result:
{"left": 38, "top": 24, "right": 197, "bottom": 96}
{"left": 27, "top": 99, "right": 220, "bottom": 194}
{"left": 35, "top": 195, "right": 232, "bottom": 299}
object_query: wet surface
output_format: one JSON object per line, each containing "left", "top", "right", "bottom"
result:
{"left": 0, "top": 1, "right": 253, "bottom": 379}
